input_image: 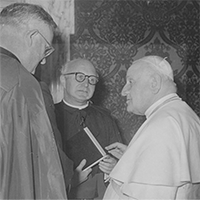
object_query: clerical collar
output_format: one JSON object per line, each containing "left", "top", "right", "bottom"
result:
{"left": 145, "top": 93, "right": 180, "bottom": 118}
{"left": 63, "top": 99, "right": 89, "bottom": 110}
{"left": 0, "top": 47, "right": 20, "bottom": 63}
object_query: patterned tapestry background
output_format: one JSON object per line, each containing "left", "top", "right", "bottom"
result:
{"left": 38, "top": 0, "right": 200, "bottom": 144}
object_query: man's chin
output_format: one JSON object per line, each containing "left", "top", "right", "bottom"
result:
{"left": 127, "top": 106, "right": 138, "bottom": 115}
{"left": 76, "top": 95, "right": 90, "bottom": 102}
{"left": 126, "top": 105, "right": 132, "bottom": 113}
{"left": 77, "top": 91, "right": 92, "bottom": 98}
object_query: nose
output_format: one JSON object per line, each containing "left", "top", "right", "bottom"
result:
{"left": 121, "top": 83, "right": 129, "bottom": 96}
{"left": 83, "top": 77, "right": 90, "bottom": 87}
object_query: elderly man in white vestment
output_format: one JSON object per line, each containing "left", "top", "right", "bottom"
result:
{"left": 103, "top": 55, "right": 200, "bottom": 200}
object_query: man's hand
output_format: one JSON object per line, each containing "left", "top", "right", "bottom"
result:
{"left": 99, "top": 155, "right": 117, "bottom": 174}
{"left": 105, "top": 142, "right": 127, "bottom": 159}
{"left": 71, "top": 159, "right": 92, "bottom": 188}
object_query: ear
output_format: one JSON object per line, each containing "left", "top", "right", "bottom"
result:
{"left": 60, "top": 74, "right": 66, "bottom": 87}
{"left": 150, "top": 74, "right": 161, "bottom": 94}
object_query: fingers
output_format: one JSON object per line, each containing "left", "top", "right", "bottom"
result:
{"left": 76, "top": 159, "right": 86, "bottom": 171}
{"left": 104, "top": 142, "right": 127, "bottom": 160}
{"left": 101, "top": 155, "right": 116, "bottom": 164}
{"left": 76, "top": 159, "right": 92, "bottom": 175}
{"left": 99, "top": 163, "right": 111, "bottom": 174}
{"left": 72, "top": 159, "right": 92, "bottom": 187}
{"left": 105, "top": 142, "right": 122, "bottom": 151}
{"left": 105, "top": 142, "right": 127, "bottom": 152}
{"left": 107, "top": 149, "right": 123, "bottom": 159}
{"left": 84, "top": 167, "right": 92, "bottom": 175}
{"left": 99, "top": 156, "right": 117, "bottom": 174}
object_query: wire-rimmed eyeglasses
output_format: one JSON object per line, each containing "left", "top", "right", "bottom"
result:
{"left": 64, "top": 72, "right": 99, "bottom": 85}
{"left": 36, "top": 30, "right": 55, "bottom": 58}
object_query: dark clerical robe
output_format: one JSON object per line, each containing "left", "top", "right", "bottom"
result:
{"left": 0, "top": 47, "right": 67, "bottom": 199}
{"left": 39, "top": 80, "right": 74, "bottom": 188}
{"left": 55, "top": 101, "right": 122, "bottom": 199}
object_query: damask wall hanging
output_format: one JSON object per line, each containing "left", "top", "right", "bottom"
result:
{"left": 3, "top": 0, "right": 198, "bottom": 143}
{"left": 70, "top": 0, "right": 200, "bottom": 143}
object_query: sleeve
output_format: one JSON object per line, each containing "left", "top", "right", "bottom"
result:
{"left": 109, "top": 116, "right": 185, "bottom": 199}
{"left": 121, "top": 182, "right": 178, "bottom": 199}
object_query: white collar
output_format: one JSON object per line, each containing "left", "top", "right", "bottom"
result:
{"left": 145, "top": 93, "right": 180, "bottom": 118}
{"left": 63, "top": 99, "right": 89, "bottom": 110}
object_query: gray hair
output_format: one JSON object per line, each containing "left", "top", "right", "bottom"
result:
{"left": 0, "top": 3, "right": 57, "bottom": 31}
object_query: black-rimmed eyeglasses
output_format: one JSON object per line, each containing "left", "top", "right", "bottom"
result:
{"left": 36, "top": 30, "right": 55, "bottom": 58}
{"left": 64, "top": 72, "right": 99, "bottom": 85}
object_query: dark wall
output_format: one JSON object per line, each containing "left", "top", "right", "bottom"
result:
{"left": 37, "top": 0, "right": 200, "bottom": 144}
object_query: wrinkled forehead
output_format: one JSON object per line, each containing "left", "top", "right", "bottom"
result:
{"left": 126, "top": 61, "right": 145, "bottom": 79}
{"left": 67, "top": 59, "right": 97, "bottom": 75}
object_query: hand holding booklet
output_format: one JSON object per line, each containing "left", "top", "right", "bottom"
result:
{"left": 65, "top": 126, "right": 108, "bottom": 171}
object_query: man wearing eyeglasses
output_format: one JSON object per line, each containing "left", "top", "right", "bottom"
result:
{"left": 0, "top": 3, "right": 67, "bottom": 199}
{"left": 55, "top": 58, "right": 122, "bottom": 199}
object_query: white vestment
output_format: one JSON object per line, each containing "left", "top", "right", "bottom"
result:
{"left": 103, "top": 94, "right": 200, "bottom": 200}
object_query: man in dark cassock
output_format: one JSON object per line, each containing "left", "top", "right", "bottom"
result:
{"left": 55, "top": 58, "right": 122, "bottom": 199}
{"left": 0, "top": 3, "right": 67, "bottom": 199}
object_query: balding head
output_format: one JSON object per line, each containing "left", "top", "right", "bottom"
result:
{"left": 0, "top": 3, "right": 57, "bottom": 30}
{"left": 60, "top": 58, "right": 98, "bottom": 106}
{"left": 121, "top": 55, "right": 177, "bottom": 115}
{"left": 61, "top": 58, "right": 97, "bottom": 76}
{"left": 0, "top": 3, "right": 57, "bottom": 73}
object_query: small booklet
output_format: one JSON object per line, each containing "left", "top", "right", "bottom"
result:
{"left": 65, "top": 126, "right": 107, "bottom": 171}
